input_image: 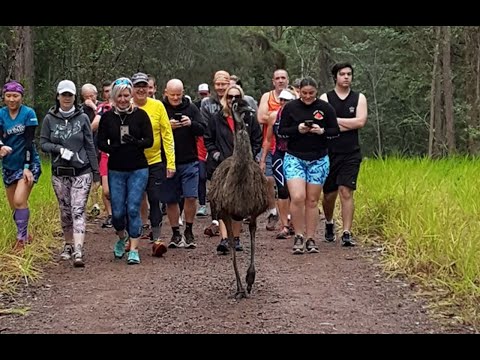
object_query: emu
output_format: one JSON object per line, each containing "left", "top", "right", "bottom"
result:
{"left": 209, "top": 99, "right": 269, "bottom": 299}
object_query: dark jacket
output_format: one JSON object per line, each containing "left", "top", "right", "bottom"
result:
{"left": 204, "top": 108, "right": 262, "bottom": 180}
{"left": 162, "top": 96, "right": 207, "bottom": 164}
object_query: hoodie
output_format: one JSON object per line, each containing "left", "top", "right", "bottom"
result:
{"left": 40, "top": 106, "right": 99, "bottom": 181}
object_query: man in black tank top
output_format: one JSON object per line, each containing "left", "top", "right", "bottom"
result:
{"left": 319, "top": 63, "right": 368, "bottom": 247}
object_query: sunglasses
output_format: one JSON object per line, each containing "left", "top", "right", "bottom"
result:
{"left": 113, "top": 78, "right": 131, "bottom": 87}
{"left": 60, "top": 93, "right": 74, "bottom": 97}
{"left": 227, "top": 94, "right": 241, "bottom": 100}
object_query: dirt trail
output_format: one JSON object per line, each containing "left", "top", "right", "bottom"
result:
{"left": 0, "top": 215, "right": 473, "bottom": 334}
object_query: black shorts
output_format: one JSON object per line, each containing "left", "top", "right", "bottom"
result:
{"left": 323, "top": 151, "right": 362, "bottom": 193}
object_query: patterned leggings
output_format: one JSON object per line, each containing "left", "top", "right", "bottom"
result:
{"left": 52, "top": 173, "right": 92, "bottom": 235}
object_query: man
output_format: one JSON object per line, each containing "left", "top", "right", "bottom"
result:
{"left": 200, "top": 70, "right": 231, "bottom": 237}
{"left": 320, "top": 62, "right": 368, "bottom": 247}
{"left": 147, "top": 74, "right": 158, "bottom": 99}
{"left": 257, "top": 69, "right": 289, "bottom": 231}
{"left": 162, "top": 79, "right": 207, "bottom": 248}
{"left": 131, "top": 72, "right": 176, "bottom": 255}
{"left": 194, "top": 83, "right": 210, "bottom": 109}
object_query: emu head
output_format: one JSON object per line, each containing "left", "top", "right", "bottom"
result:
{"left": 231, "top": 98, "right": 254, "bottom": 133}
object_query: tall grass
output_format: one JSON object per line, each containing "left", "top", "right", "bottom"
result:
{"left": 355, "top": 156, "right": 480, "bottom": 325}
{"left": 0, "top": 159, "right": 61, "bottom": 295}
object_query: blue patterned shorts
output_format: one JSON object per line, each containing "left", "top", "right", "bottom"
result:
{"left": 2, "top": 162, "right": 42, "bottom": 187}
{"left": 283, "top": 153, "right": 329, "bottom": 185}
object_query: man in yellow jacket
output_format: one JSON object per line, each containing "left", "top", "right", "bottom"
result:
{"left": 131, "top": 72, "right": 175, "bottom": 255}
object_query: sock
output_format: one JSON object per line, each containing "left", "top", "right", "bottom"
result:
{"left": 326, "top": 219, "right": 334, "bottom": 224}
{"left": 212, "top": 220, "right": 219, "bottom": 226}
{"left": 268, "top": 208, "right": 277, "bottom": 216}
{"left": 172, "top": 226, "right": 180, "bottom": 236}
{"left": 186, "top": 222, "right": 193, "bottom": 233}
{"left": 152, "top": 226, "right": 160, "bottom": 240}
{"left": 14, "top": 208, "right": 29, "bottom": 241}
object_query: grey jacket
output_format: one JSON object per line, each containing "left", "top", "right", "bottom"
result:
{"left": 40, "top": 106, "right": 99, "bottom": 181}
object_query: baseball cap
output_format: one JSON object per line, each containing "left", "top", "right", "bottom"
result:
{"left": 198, "top": 83, "right": 209, "bottom": 92}
{"left": 131, "top": 72, "right": 149, "bottom": 85}
{"left": 57, "top": 80, "right": 76, "bottom": 95}
{"left": 279, "top": 89, "right": 296, "bottom": 101}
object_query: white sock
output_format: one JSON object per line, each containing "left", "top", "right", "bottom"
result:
{"left": 212, "top": 220, "right": 219, "bottom": 226}
{"left": 326, "top": 219, "right": 334, "bottom": 224}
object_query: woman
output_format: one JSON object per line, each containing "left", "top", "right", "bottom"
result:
{"left": 278, "top": 77, "right": 339, "bottom": 255}
{"left": 0, "top": 81, "right": 42, "bottom": 250}
{"left": 204, "top": 84, "right": 262, "bottom": 254}
{"left": 261, "top": 88, "right": 297, "bottom": 239}
{"left": 97, "top": 77, "right": 153, "bottom": 265}
{"left": 40, "top": 79, "right": 100, "bottom": 267}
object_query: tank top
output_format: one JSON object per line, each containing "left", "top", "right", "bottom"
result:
{"left": 263, "top": 91, "right": 280, "bottom": 153}
{"left": 326, "top": 90, "right": 360, "bottom": 154}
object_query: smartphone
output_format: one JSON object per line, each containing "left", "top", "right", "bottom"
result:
{"left": 120, "top": 125, "right": 129, "bottom": 144}
{"left": 174, "top": 113, "right": 183, "bottom": 121}
{"left": 304, "top": 119, "right": 314, "bottom": 127}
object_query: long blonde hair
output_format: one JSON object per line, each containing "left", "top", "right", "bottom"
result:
{"left": 221, "top": 85, "right": 245, "bottom": 117}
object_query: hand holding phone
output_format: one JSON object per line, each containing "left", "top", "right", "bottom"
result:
{"left": 173, "top": 113, "right": 183, "bottom": 121}
{"left": 304, "top": 119, "right": 314, "bottom": 127}
{"left": 120, "top": 125, "right": 129, "bottom": 144}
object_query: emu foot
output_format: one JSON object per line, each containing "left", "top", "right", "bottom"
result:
{"left": 234, "top": 290, "right": 247, "bottom": 300}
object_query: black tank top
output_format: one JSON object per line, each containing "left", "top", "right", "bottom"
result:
{"left": 326, "top": 90, "right": 360, "bottom": 153}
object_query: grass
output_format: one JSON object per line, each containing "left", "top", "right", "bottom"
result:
{"left": 354, "top": 156, "right": 480, "bottom": 328}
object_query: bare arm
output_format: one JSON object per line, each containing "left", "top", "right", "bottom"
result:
{"left": 257, "top": 92, "right": 270, "bottom": 125}
{"left": 337, "top": 93, "right": 368, "bottom": 131}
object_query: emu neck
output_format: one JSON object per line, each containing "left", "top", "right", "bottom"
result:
{"left": 232, "top": 129, "right": 252, "bottom": 170}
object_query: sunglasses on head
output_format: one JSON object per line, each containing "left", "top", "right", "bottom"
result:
{"left": 113, "top": 78, "right": 131, "bottom": 87}
{"left": 227, "top": 94, "right": 241, "bottom": 100}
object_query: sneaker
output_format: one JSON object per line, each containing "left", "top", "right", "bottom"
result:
{"left": 90, "top": 203, "right": 101, "bottom": 217}
{"left": 288, "top": 225, "right": 295, "bottom": 236}
{"left": 341, "top": 231, "right": 356, "bottom": 247}
{"left": 305, "top": 238, "right": 319, "bottom": 253}
{"left": 168, "top": 233, "right": 186, "bottom": 248}
{"left": 140, "top": 224, "right": 151, "bottom": 240}
{"left": 114, "top": 236, "right": 128, "bottom": 259}
{"left": 13, "top": 240, "right": 25, "bottom": 252}
{"left": 196, "top": 205, "right": 208, "bottom": 217}
{"left": 266, "top": 213, "right": 279, "bottom": 231}
{"left": 325, "top": 222, "right": 336, "bottom": 242}
{"left": 127, "top": 249, "right": 140, "bottom": 265}
{"left": 60, "top": 244, "right": 73, "bottom": 260}
{"left": 276, "top": 226, "right": 290, "bottom": 239}
{"left": 216, "top": 238, "right": 229, "bottom": 254}
{"left": 292, "top": 235, "right": 305, "bottom": 255}
{"left": 234, "top": 237, "right": 243, "bottom": 251}
{"left": 152, "top": 240, "right": 167, "bottom": 257}
{"left": 72, "top": 244, "right": 85, "bottom": 267}
{"left": 204, "top": 223, "right": 220, "bottom": 237}
{"left": 101, "top": 215, "right": 113, "bottom": 228}
{"left": 184, "top": 231, "right": 197, "bottom": 249}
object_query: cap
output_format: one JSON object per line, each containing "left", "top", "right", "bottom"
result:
{"left": 279, "top": 89, "right": 296, "bottom": 101}
{"left": 57, "top": 80, "right": 76, "bottom": 95}
{"left": 198, "top": 83, "right": 209, "bottom": 92}
{"left": 131, "top": 72, "right": 149, "bottom": 85}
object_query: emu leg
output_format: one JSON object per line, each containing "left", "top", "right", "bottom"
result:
{"left": 224, "top": 217, "right": 245, "bottom": 299}
{"left": 246, "top": 216, "right": 256, "bottom": 294}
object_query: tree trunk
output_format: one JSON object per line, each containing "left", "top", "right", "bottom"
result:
{"left": 442, "top": 26, "right": 455, "bottom": 154}
{"left": 428, "top": 26, "right": 441, "bottom": 158}
{"left": 6, "top": 26, "right": 35, "bottom": 106}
